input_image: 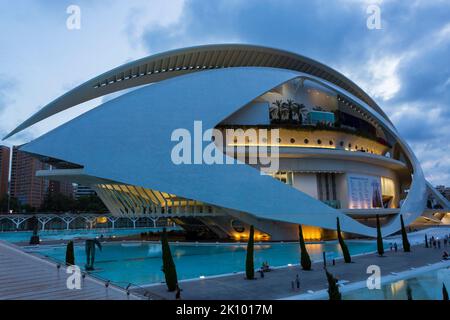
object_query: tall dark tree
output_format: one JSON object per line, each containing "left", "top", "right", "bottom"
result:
{"left": 325, "top": 269, "right": 341, "bottom": 300}
{"left": 65, "top": 241, "right": 75, "bottom": 266}
{"left": 298, "top": 225, "right": 312, "bottom": 270}
{"left": 406, "top": 285, "right": 413, "bottom": 300}
{"left": 161, "top": 228, "right": 178, "bottom": 291}
{"left": 443, "top": 284, "right": 449, "bottom": 301}
{"left": 376, "top": 214, "right": 384, "bottom": 256}
{"left": 0, "top": 195, "right": 21, "bottom": 213}
{"left": 245, "top": 225, "right": 255, "bottom": 280}
{"left": 336, "top": 217, "right": 351, "bottom": 263}
{"left": 400, "top": 214, "right": 411, "bottom": 252}
{"left": 29, "top": 216, "right": 40, "bottom": 245}
{"left": 425, "top": 234, "right": 429, "bottom": 248}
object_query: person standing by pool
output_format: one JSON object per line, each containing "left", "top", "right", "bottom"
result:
{"left": 295, "top": 274, "right": 300, "bottom": 290}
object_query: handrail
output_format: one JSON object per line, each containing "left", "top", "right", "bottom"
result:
{"left": 40, "top": 253, "right": 166, "bottom": 300}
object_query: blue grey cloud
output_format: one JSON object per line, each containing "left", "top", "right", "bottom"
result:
{"left": 140, "top": 0, "right": 450, "bottom": 185}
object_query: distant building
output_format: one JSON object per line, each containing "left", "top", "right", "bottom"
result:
{"left": 0, "top": 145, "right": 10, "bottom": 198}
{"left": 436, "top": 185, "right": 450, "bottom": 201}
{"left": 10, "top": 146, "right": 49, "bottom": 209}
{"left": 48, "top": 180, "right": 74, "bottom": 199}
{"left": 74, "top": 184, "right": 96, "bottom": 199}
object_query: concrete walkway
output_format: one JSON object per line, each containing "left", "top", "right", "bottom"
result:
{"left": 0, "top": 240, "right": 141, "bottom": 300}
{"left": 140, "top": 244, "right": 450, "bottom": 300}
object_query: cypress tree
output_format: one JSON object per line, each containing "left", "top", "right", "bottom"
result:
{"left": 325, "top": 269, "right": 341, "bottom": 300}
{"left": 298, "top": 225, "right": 312, "bottom": 270}
{"left": 406, "top": 285, "right": 413, "bottom": 300}
{"left": 65, "top": 241, "right": 75, "bottom": 266}
{"left": 425, "top": 234, "right": 429, "bottom": 248}
{"left": 29, "top": 216, "right": 40, "bottom": 245}
{"left": 336, "top": 217, "right": 351, "bottom": 263}
{"left": 443, "top": 284, "right": 449, "bottom": 301}
{"left": 400, "top": 214, "right": 411, "bottom": 252}
{"left": 161, "top": 228, "right": 178, "bottom": 291}
{"left": 376, "top": 214, "right": 384, "bottom": 256}
{"left": 245, "top": 225, "right": 255, "bottom": 280}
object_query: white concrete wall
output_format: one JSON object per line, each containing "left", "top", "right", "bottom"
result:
{"left": 292, "top": 173, "right": 318, "bottom": 199}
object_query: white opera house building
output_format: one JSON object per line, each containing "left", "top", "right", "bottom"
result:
{"left": 5, "top": 44, "right": 450, "bottom": 241}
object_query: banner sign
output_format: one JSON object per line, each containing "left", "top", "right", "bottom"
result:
{"left": 348, "top": 174, "right": 382, "bottom": 209}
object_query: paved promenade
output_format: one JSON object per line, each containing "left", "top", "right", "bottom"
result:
{"left": 140, "top": 244, "right": 450, "bottom": 300}
{"left": 0, "top": 240, "right": 141, "bottom": 300}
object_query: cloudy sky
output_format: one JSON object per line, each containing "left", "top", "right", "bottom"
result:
{"left": 0, "top": 0, "right": 449, "bottom": 185}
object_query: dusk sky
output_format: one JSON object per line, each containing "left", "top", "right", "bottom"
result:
{"left": 0, "top": 0, "right": 449, "bottom": 185}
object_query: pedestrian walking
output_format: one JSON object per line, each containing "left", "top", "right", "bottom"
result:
{"left": 394, "top": 243, "right": 398, "bottom": 252}
{"left": 438, "top": 240, "right": 441, "bottom": 249}
{"left": 295, "top": 274, "right": 300, "bottom": 290}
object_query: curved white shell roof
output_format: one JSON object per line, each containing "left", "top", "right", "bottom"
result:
{"left": 5, "top": 44, "right": 391, "bottom": 139}
{"left": 19, "top": 66, "right": 427, "bottom": 237}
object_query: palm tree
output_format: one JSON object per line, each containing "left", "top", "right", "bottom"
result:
{"left": 280, "top": 101, "right": 290, "bottom": 122}
{"left": 294, "top": 102, "right": 307, "bottom": 124}
{"left": 285, "top": 99, "right": 295, "bottom": 123}
{"left": 270, "top": 100, "right": 282, "bottom": 123}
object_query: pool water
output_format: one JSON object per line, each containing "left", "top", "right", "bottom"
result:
{"left": 344, "top": 267, "right": 450, "bottom": 300}
{"left": 29, "top": 240, "right": 381, "bottom": 287}
{"left": 0, "top": 227, "right": 175, "bottom": 243}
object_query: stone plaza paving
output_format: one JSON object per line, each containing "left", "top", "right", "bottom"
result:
{"left": 140, "top": 244, "right": 450, "bottom": 300}
{"left": 0, "top": 240, "right": 141, "bottom": 300}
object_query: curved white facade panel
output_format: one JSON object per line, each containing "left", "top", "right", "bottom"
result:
{"left": 8, "top": 45, "right": 437, "bottom": 239}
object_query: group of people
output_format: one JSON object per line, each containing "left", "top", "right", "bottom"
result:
{"left": 291, "top": 274, "right": 301, "bottom": 291}
{"left": 388, "top": 242, "right": 399, "bottom": 252}
{"left": 426, "top": 234, "right": 449, "bottom": 260}
{"left": 258, "top": 261, "right": 271, "bottom": 278}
